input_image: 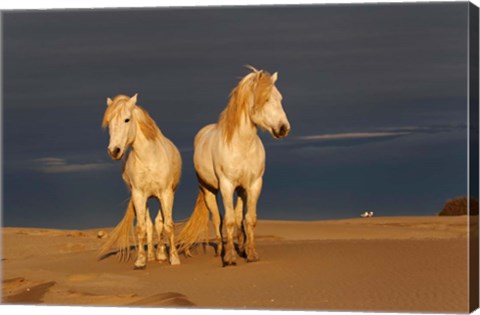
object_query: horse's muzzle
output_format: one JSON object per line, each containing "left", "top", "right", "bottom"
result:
{"left": 273, "top": 124, "right": 290, "bottom": 139}
{"left": 108, "top": 147, "right": 123, "bottom": 160}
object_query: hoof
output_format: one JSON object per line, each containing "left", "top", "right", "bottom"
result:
{"left": 133, "top": 264, "right": 146, "bottom": 270}
{"left": 184, "top": 248, "right": 193, "bottom": 258}
{"left": 222, "top": 260, "right": 237, "bottom": 267}
{"left": 134, "top": 256, "right": 147, "bottom": 270}
{"left": 223, "top": 242, "right": 237, "bottom": 265}
{"left": 170, "top": 255, "right": 181, "bottom": 266}
{"left": 156, "top": 252, "right": 168, "bottom": 262}
{"left": 215, "top": 241, "right": 223, "bottom": 257}
{"left": 156, "top": 245, "right": 168, "bottom": 261}
{"left": 238, "top": 249, "right": 246, "bottom": 258}
{"left": 148, "top": 254, "right": 156, "bottom": 262}
{"left": 246, "top": 245, "right": 258, "bottom": 262}
{"left": 223, "top": 252, "right": 237, "bottom": 266}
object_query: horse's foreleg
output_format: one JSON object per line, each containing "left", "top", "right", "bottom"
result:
{"left": 245, "top": 178, "right": 262, "bottom": 262}
{"left": 219, "top": 180, "right": 236, "bottom": 266}
{"left": 154, "top": 209, "right": 167, "bottom": 262}
{"left": 234, "top": 190, "right": 246, "bottom": 256}
{"left": 132, "top": 191, "right": 148, "bottom": 269}
{"left": 203, "top": 188, "right": 222, "bottom": 256}
{"left": 160, "top": 190, "right": 180, "bottom": 265}
{"left": 146, "top": 210, "right": 155, "bottom": 261}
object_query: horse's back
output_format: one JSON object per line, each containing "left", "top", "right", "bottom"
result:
{"left": 194, "top": 123, "right": 216, "bottom": 147}
{"left": 163, "top": 135, "right": 182, "bottom": 190}
{"left": 194, "top": 123, "right": 219, "bottom": 189}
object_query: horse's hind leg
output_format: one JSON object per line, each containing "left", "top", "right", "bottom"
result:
{"left": 234, "top": 190, "right": 246, "bottom": 256}
{"left": 146, "top": 210, "right": 155, "bottom": 262}
{"left": 245, "top": 178, "right": 262, "bottom": 262}
{"left": 219, "top": 180, "right": 237, "bottom": 266}
{"left": 203, "top": 187, "right": 222, "bottom": 256}
{"left": 154, "top": 208, "right": 167, "bottom": 262}
{"left": 159, "top": 190, "right": 180, "bottom": 265}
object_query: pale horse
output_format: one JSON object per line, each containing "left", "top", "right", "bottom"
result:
{"left": 98, "top": 94, "right": 182, "bottom": 269}
{"left": 177, "top": 67, "right": 291, "bottom": 266}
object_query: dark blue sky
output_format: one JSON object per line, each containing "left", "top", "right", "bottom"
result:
{"left": 2, "top": 3, "right": 470, "bottom": 229}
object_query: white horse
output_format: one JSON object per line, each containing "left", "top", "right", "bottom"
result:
{"left": 178, "top": 67, "right": 291, "bottom": 266}
{"left": 98, "top": 94, "right": 182, "bottom": 269}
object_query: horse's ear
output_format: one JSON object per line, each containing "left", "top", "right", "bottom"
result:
{"left": 126, "top": 94, "right": 138, "bottom": 110}
{"left": 107, "top": 97, "right": 113, "bottom": 106}
{"left": 271, "top": 72, "right": 278, "bottom": 83}
{"left": 125, "top": 93, "right": 138, "bottom": 111}
{"left": 130, "top": 93, "right": 138, "bottom": 104}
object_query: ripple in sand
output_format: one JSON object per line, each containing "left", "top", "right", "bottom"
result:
{"left": 2, "top": 277, "right": 56, "bottom": 304}
{"left": 126, "top": 292, "right": 195, "bottom": 307}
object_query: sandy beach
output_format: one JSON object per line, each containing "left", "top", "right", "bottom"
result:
{"left": 1, "top": 216, "right": 473, "bottom": 312}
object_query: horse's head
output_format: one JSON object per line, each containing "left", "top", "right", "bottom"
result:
{"left": 248, "top": 69, "right": 291, "bottom": 139}
{"left": 102, "top": 94, "right": 138, "bottom": 160}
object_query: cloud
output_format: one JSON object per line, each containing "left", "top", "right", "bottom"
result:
{"left": 295, "top": 124, "right": 466, "bottom": 142}
{"left": 263, "top": 124, "right": 467, "bottom": 153}
{"left": 297, "top": 131, "right": 412, "bottom": 141}
{"left": 34, "top": 157, "right": 112, "bottom": 173}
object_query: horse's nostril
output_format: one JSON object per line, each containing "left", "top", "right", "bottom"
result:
{"left": 108, "top": 147, "right": 122, "bottom": 158}
{"left": 279, "top": 124, "right": 289, "bottom": 136}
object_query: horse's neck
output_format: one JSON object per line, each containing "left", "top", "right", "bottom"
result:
{"left": 131, "top": 127, "right": 164, "bottom": 163}
{"left": 228, "top": 112, "right": 258, "bottom": 147}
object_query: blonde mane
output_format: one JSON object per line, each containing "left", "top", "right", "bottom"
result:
{"left": 102, "top": 95, "right": 161, "bottom": 141}
{"left": 102, "top": 95, "right": 130, "bottom": 128}
{"left": 218, "top": 68, "right": 274, "bottom": 143}
{"left": 135, "top": 106, "right": 163, "bottom": 141}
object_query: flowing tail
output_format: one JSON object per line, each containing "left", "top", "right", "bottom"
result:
{"left": 97, "top": 199, "right": 136, "bottom": 261}
{"left": 176, "top": 190, "right": 210, "bottom": 253}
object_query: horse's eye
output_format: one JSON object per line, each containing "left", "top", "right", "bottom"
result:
{"left": 125, "top": 118, "right": 130, "bottom": 123}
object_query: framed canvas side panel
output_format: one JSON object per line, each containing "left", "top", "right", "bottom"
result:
{"left": 469, "top": 2, "right": 479, "bottom": 312}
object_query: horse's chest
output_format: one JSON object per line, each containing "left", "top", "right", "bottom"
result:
{"left": 123, "top": 163, "right": 165, "bottom": 192}
{"left": 220, "top": 149, "right": 265, "bottom": 184}
{"left": 138, "top": 170, "right": 162, "bottom": 187}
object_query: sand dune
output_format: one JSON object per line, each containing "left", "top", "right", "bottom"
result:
{"left": 1, "top": 216, "right": 472, "bottom": 312}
